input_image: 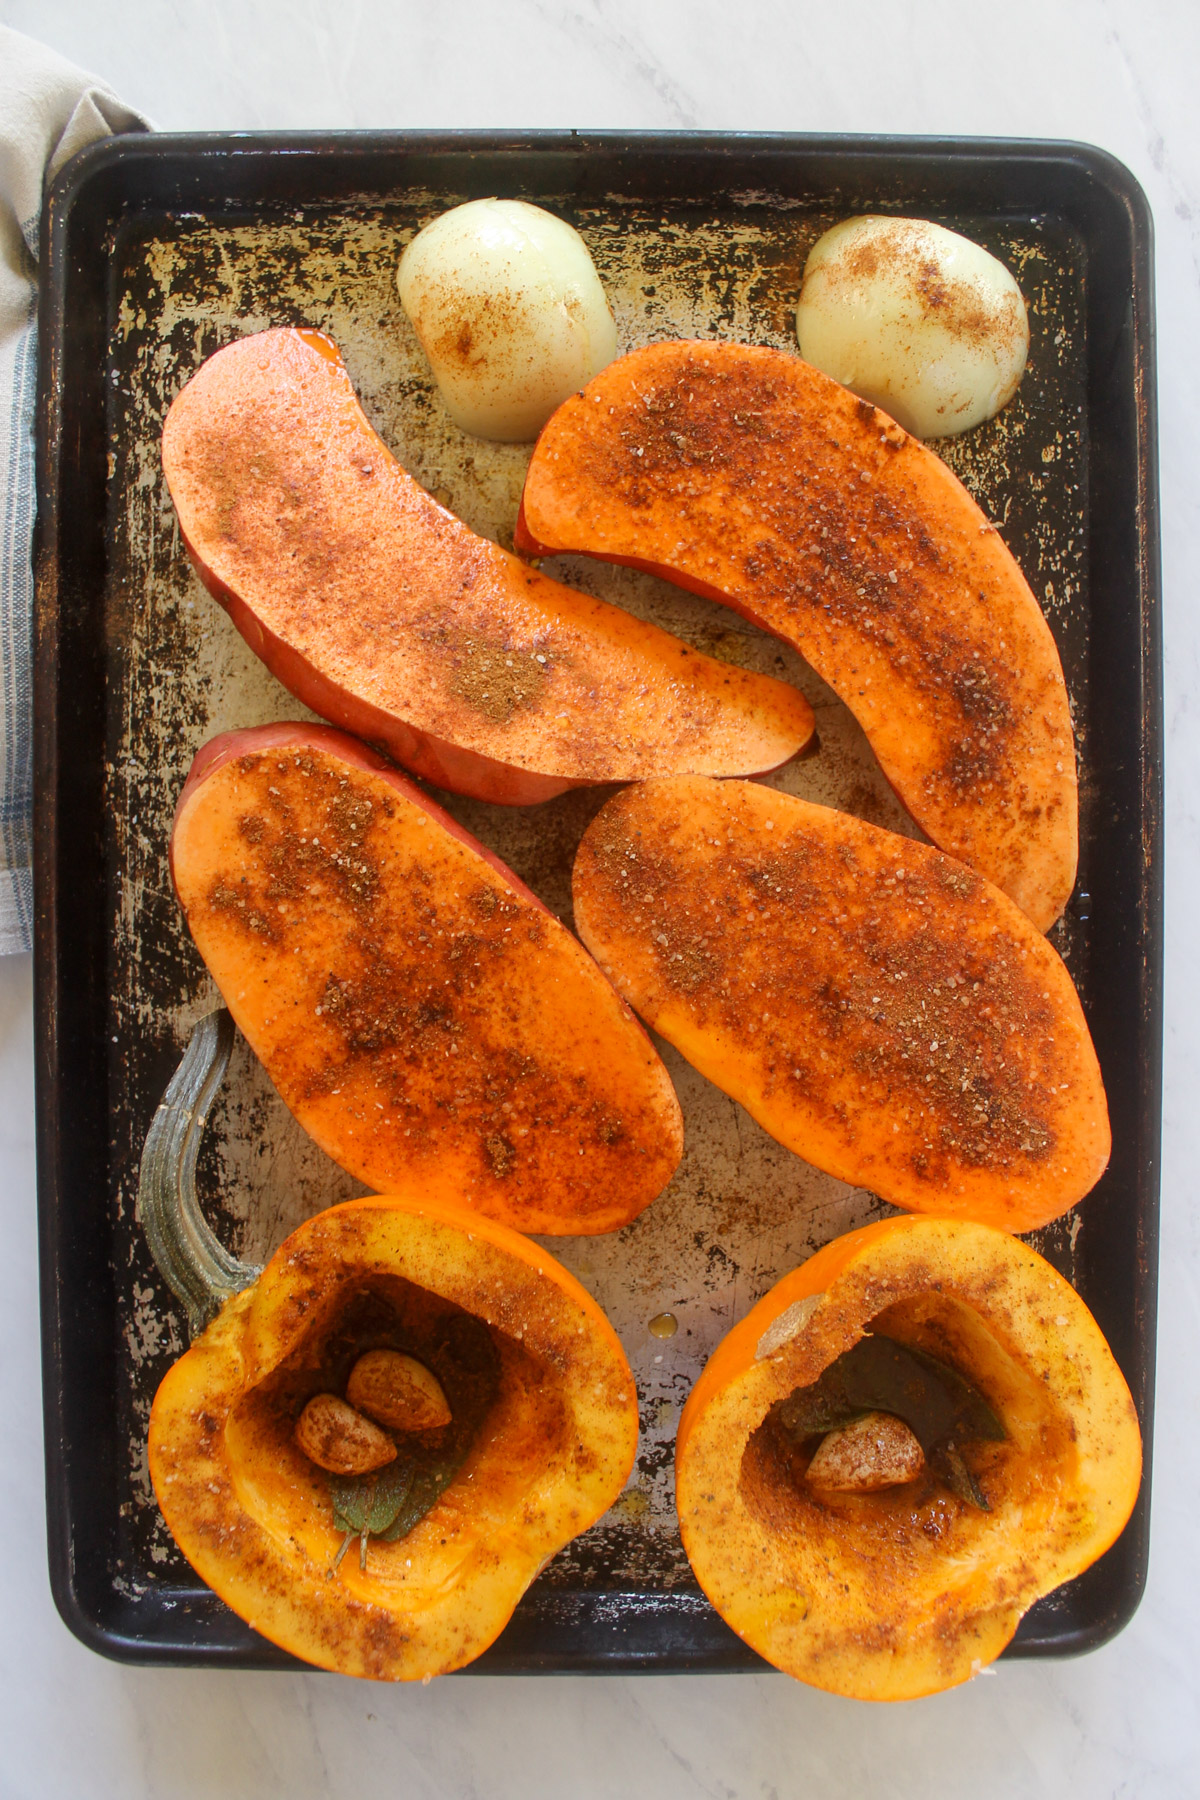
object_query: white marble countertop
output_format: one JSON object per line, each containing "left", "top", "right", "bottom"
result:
{"left": 1, "top": 1, "right": 1197, "bottom": 1794}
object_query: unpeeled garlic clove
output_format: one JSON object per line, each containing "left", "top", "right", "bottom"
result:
{"left": 295, "top": 1393, "right": 397, "bottom": 1475}
{"left": 347, "top": 1349, "right": 452, "bottom": 1432}
{"left": 805, "top": 1410, "right": 925, "bottom": 1492}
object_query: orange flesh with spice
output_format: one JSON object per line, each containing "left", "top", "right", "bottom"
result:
{"left": 149, "top": 1193, "right": 640, "bottom": 1681}
{"left": 572, "top": 777, "right": 1108, "bottom": 1231}
{"left": 161, "top": 328, "right": 813, "bottom": 805}
{"left": 170, "top": 723, "right": 683, "bottom": 1235}
{"left": 227, "top": 1277, "right": 568, "bottom": 1600}
{"left": 517, "top": 339, "right": 1077, "bottom": 927}
{"left": 675, "top": 1216, "right": 1142, "bottom": 1701}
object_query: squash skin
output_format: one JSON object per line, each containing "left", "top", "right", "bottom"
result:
{"left": 572, "top": 776, "right": 1108, "bottom": 1232}
{"left": 149, "top": 1193, "right": 639, "bottom": 1681}
{"left": 675, "top": 1216, "right": 1142, "bottom": 1701}
{"left": 161, "top": 328, "right": 814, "bottom": 806}
{"left": 170, "top": 723, "right": 683, "bottom": 1235}
{"left": 516, "top": 339, "right": 1076, "bottom": 928}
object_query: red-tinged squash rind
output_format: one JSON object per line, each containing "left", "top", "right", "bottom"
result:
{"left": 572, "top": 777, "right": 1108, "bottom": 1231}
{"left": 161, "top": 329, "right": 813, "bottom": 806}
{"left": 518, "top": 339, "right": 1077, "bottom": 928}
{"left": 675, "top": 1216, "right": 1142, "bottom": 1701}
{"left": 171, "top": 723, "right": 683, "bottom": 1234}
{"left": 149, "top": 1193, "right": 640, "bottom": 1681}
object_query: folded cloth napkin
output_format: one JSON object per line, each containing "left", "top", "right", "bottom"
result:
{"left": 1, "top": 26, "right": 147, "bottom": 952}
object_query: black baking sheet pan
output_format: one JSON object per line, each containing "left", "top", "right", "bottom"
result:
{"left": 34, "top": 132, "right": 1161, "bottom": 1672}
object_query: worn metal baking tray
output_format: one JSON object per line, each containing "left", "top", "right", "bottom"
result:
{"left": 34, "top": 132, "right": 1161, "bottom": 1672}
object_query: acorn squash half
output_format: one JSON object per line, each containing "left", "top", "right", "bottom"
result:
{"left": 675, "top": 1216, "right": 1141, "bottom": 1700}
{"left": 149, "top": 1191, "right": 638, "bottom": 1681}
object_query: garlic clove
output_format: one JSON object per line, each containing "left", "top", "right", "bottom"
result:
{"left": 295, "top": 1393, "right": 397, "bottom": 1475}
{"left": 805, "top": 1410, "right": 925, "bottom": 1492}
{"left": 347, "top": 1349, "right": 452, "bottom": 1432}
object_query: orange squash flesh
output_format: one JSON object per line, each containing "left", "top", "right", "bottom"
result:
{"left": 170, "top": 723, "right": 683, "bottom": 1234}
{"left": 675, "top": 1215, "right": 1142, "bottom": 1701}
{"left": 149, "top": 1193, "right": 639, "bottom": 1681}
{"left": 517, "top": 339, "right": 1077, "bottom": 928}
{"left": 161, "top": 328, "right": 813, "bottom": 806}
{"left": 572, "top": 777, "right": 1108, "bottom": 1231}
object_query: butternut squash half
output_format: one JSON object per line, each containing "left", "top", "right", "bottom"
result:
{"left": 161, "top": 329, "right": 813, "bottom": 805}
{"left": 572, "top": 777, "right": 1108, "bottom": 1231}
{"left": 149, "top": 1192, "right": 639, "bottom": 1680}
{"left": 171, "top": 723, "right": 683, "bottom": 1234}
{"left": 675, "top": 1216, "right": 1142, "bottom": 1700}
{"left": 517, "top": 339, "right": 1076, "bottom": 927}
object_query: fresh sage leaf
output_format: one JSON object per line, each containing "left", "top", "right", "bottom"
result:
{"left": 331, "top": 1457, "right": 417, "bottom": 1539}
{"left": 775, "top": 1387, "right": 868, "bottom": 1440}
{"left": 903, "top": 1342, "right": 1005, "bottom": 1444}
{"left": 934, "top": 1443, "right": 991, "bottom": 1512}
{"left": 378, "top": 1463, "right": 461, "bottom": 1541}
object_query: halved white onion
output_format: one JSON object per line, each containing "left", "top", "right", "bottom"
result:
{"left": 795, "top": 216, "right": 1029, "bottom": 439}
{"left": 396, "top": 198, "right": 618, "bottom": 442}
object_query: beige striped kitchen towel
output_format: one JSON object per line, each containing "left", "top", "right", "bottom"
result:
{"left": 1, "top": 26, "right": 147, "bottom": 951}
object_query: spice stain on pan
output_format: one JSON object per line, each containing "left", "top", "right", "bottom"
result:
{"left": 105, "top": 197, "right": 1091, "bottom": 1592}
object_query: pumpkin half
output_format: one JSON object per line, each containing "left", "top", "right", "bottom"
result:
{"left": 149, "top": 1192, "right": 639, "bottom": 1681}
{"left": 675, "top": 1216, "right": 1142, "bottom": 1701}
